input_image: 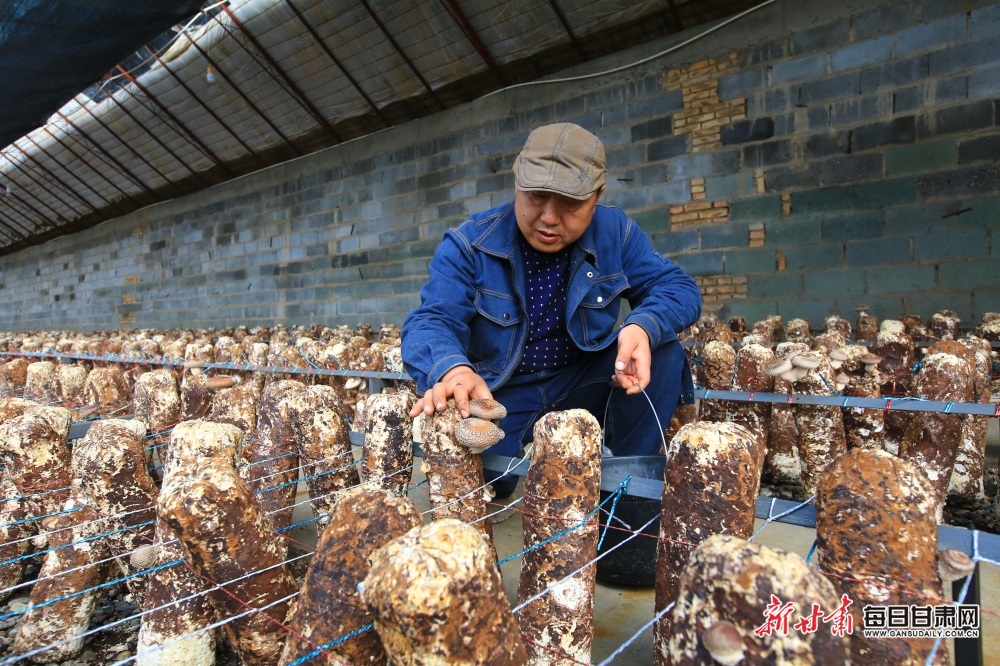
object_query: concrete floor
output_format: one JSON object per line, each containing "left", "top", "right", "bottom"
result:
{"left": 287, "top": 422, "right": 1000, "bottom": 663}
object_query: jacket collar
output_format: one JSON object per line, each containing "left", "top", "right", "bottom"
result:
{"left": 474, "top": 200, "right": 601, "bottom": 267}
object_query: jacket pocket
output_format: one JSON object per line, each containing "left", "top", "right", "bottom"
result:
{"left": 576, "top": 275, "right": 628, "bottom": 346}
{"left": 469, "top": 290, "right": 522, "bottom": 373}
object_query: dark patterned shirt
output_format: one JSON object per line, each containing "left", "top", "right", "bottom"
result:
{"left": 515, "top": 238, "right": 581, "bottom": 374}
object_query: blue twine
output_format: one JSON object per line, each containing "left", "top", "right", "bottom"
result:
{"left": 0, "top": 503, "right": 80, "bottom": 525}
{"left": 0, "top": 517, "right": 156, "bottom": 568}
{"left": 597, "top": 476, "right": 631, "bottom": 551}
{"left": 0, "top": 557, "right": 182, "bottom": 622}
{"left": 285, "top": 622, "right": 375, "bottom": 666}
{"left": 496, "top": 487, "right": 624, "bottom": 567}
{"left": 806, "top": 539, "right": 818, "bottom": 563}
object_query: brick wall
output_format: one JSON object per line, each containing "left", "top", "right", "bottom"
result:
{"left": 1, "top": 0, "right": 999, "bottom": 333}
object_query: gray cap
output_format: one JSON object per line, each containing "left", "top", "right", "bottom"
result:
{"left": 512, "top": 123, "right": 606, "bottom": 200}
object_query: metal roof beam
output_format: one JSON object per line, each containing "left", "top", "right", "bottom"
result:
{"left": 40, "top": 126, "right": 136, "bottom": 209}
{"left": 106, "top": 85, "right": 211, "bottom": 187}
{"left": 438, "top": 0, "right": 508, "bottom": 87}
{"left": 358, "top": 0, "right": 444, "bottom": 110}
{"left": 55, "top": 111, "right": 154, "bottom": 196}
{"left": 3, "top": 187, "right": 60, "bottom": 231}
{"left": 73, "top": 93, "right": 184, "bottom": 198}
{"left": 283, "top": 0, "right": 391, "bottom": 128}
{"left": 116, "top": 64, "right": 235, "bottom": 177}
{"left": 180, "top": 28, "right": 304, "bottom": 157}
{"left": 0, "top": 197, "right": 36, "bottom": 237}
{"left": 545, "top": 0, "right": 587, "bottom": 61}
{"left": 18, "top": 138, "right": 105, "bottom": 214}
{"left": 144, "top": 47, "right": 267, "bottom": 169}
{"left": 0, "top": 217, "right": 24, "bottom": 243}
{"left": 3, "top": 149, "right": 90, "bottom": 217}
{"left": 218, "top": 4, "right": 343, "bottom": 143}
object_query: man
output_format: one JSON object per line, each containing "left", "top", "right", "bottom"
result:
{"left": 401, "top": 123, "right": 702, "bottom": 497}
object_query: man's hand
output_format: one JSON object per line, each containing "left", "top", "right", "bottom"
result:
{"left": 612, "top": 324, "right": 651, "bottom": 395}
{"left": 409, "top": 365, "right": 493, "bottom": 418}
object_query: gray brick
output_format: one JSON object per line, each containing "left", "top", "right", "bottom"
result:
{"left": 852, "top": 117, "right": 917, "bottom": 152}
{"left": 914, "top": 229, "right": 991, "bottom": 260}
{"left": 747, "top": 273, "right": 804, "bottom": 299}
{"left": 846, "top": 237, "right": 912, "bottom": 267}
{"left": 973, "top": 289, "right": 1000, "bottom": 319}
{"left": 767, "top": 218, "right": 821, "bottom": 245}
{"left": 771, "top": 54, "right": 828, "bottom": 84}
{"left": 704, "top": 174, "right": 740, "bottom": 201}
{"left": 831, "top": 36, "right": 894, "bottom": 72}
{"left": 917, "top": 165, "right": 1000, "bottom": 199}
{"left": 855, "top": 2, "right": 919, "bottom": 38}
{"left": 701, "top": 223, "right": 750, "bottom": 250}
{"left": 905, "top": 291, "right": 974, "bottom": 322}
{"left": 930, "top": 34, "right": 1000, "bottom": 76}
{"left": 782, "top": 244, "right": 843, "bottom": 271}
{"left": 650, "top": 229, "right": 699, "bottom": 255}
{"left": 972, "top": 5, "right": 1000, "bottom": 38}
{"left": 630, "top": 117, "right": 674, "bottom": 142}
{"left": 804, "top": 131, "right": 850, "bottom": 158}
{"left": 725, "top": 247, "right": 778, "bottom": 274}
{"left": 719, "top": 69, "right": 765, "bottom": 100}
{"left": 970, "top": 64, "right": 1000, "bottom": 98}
{"left": 648, "top": 180, "right": 691, "bottom": 205}
{"left": 820, "top": 154, "right": 884, "bottom": 186}
{"left": 935, "top": 76, "right": 968, "bottom": 103}
{"left": 924, "top": 0, "right": 984, "bottom": 21}
{"left": 895, "top": 15, "right": 968, "bottom": 56}
{"left": 791, "top": 186, "right": 851, "bottom": 215}
{"left": 648, "top": 135, "right": 688, "bottom": 163}
{"left": 804, "top": 268, "right": 865, "bottom": 296}
{"left": 850, "top": 177, "right": 919, "bottom": 209}
{"left": 860, "top": 55, "right": 930, "bottom": 93}
{"left": 939, "top": 257, "right": 1000, "bottom": 289}
{"left": 919, "top": 100, "right": 995, "bottom": 138}
{"left": 885, "top": 201, "right": 961, "bottom": 234}
{"left": 866, "top": 264, "right": 936, "bottom": 294}
{"left": 729, "top": 195, "right": 781, "bottom": 222}
{"left": 729, "top": 301, "right": 782, "bottom": 325}
{"left": 885, "top": 139, "right": 958, "bottom": 175}
{"left": 673, "top": 251, "right": 725, "bottom": 276}
{"left": 741, "top": 140, "right": 793, "bottom": 168}
{"left": 667, "top": 151, "right": 740, "bottom": 181}
{"left": 957, "top": 195, "right": 1000, "bottom": 227}
{"left": 606, "top": 188, "right": 647, "bottom": 211}
{"left": 791, "top": 19, "right": 851, "bottom": 54}
{"left": 800, "top": 75, "right": 862, "bottom": 108}
{"left": 763, "top": 164, "right": 821, "bottom": 192}
{"left": 821, "top": 212, "right": 884, "bottom": 242}
{"left": 830, "top": 94, "right": 893, "bottom": 125}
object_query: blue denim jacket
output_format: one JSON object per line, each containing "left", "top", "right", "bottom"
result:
{"left": 401, "top": 202, "right": 702, "bottom": 394}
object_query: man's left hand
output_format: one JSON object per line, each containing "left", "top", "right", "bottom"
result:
{"left": 612, "top": 323, "right": 651, "bottom": 395}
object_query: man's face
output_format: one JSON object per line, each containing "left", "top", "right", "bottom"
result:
{"left": 514, "top": 187, "right": 603, "bottom": 253}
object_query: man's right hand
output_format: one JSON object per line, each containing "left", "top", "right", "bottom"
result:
{"left": 409, "top": 365, "right": 493, "bottom": 419}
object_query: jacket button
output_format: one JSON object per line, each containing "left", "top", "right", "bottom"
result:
{"left": 586, "top": 271, "right": 594, "bottom": 278}
{"left": 596, "top": 296, "right": 604, "bottom": 303}
{"left": 503, "top": 313, "right": 509, "bottom": 319}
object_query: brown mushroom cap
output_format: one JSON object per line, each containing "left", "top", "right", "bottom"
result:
{"left": 468, "top": 398, "right": 507, "bottom": 420}
{"left": 130, "top": 544, "right": 161, "bottom": 569}
{"left": 938, "top": 548, "right": 975, "bottom": 582}
{"left": 860, "top": 353, "right": 882, "bottom": 365}
{"left": 453, "top": 417, "right": 505, "bottom": 454}
{"left": 790, "top": 352, "right": 821, "bottom": 369}
{"left": 828, "top": 347, "right": 850, "bottom": 362}
{"left": 701, "top": 620, "right": 744, "bottom": 666}
{"left": 765, "top": 357, "right": 793, "bottom": 376}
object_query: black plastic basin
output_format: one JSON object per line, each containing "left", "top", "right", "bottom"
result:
{"left": 596, "top": 455, "right": 665, "bottom": 586}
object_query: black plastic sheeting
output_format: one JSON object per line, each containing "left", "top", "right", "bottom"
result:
{"left": 0, "top": 0, "right": 205, "bottom": 148}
